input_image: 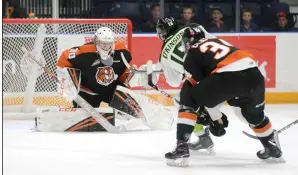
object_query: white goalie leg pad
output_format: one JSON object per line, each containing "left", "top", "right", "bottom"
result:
{"left": 173, "top": 91, "right": 180, "bottom": 109}
{"left": 114, "top": 109, "right": 133, "bottom": 121}
{"left": 34, "top": 107, "right": 114, "bottom": 132}
{"left": 57, "top": 67, "right": 81, "bottom": 102}
{"left": 113, "top": 86, "right": 175, "bottom": 130}
{"left": 114, "top": 110, "right": 150, "bottom": 131}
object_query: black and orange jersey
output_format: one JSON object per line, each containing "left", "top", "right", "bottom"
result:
{"left": 183, "top": 38, "right": 257, "bottom": 85}
{"left": 57, "top": 42, "right": 132, "bottom": 95}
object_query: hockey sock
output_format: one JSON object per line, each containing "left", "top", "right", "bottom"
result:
{"left": 250, "top": 116, "right": 274, "bottom": 147}
{"left": 193, "top": 123, "right": 205, "bottom": 136}
{"left": 177, "top": 109, "right": 197, "bottom": 142}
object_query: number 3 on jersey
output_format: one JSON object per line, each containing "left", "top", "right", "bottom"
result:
{"left": 192, "top": 39, "right": 231, "bottom": 60}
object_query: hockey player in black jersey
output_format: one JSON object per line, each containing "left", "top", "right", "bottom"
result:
{"left": 156, "top": 17, "right": 284, "bottom": 167}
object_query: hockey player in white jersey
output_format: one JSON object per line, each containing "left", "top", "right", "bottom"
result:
{"left": 156, "top": 17, "right": 219, "bottom": 153}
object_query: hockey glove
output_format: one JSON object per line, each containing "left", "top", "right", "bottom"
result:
{"left": 209, "top": 113, "right": 229, "bottom": 137}
{"left": 196, "top": 106, "right": 210, "bottom": 126}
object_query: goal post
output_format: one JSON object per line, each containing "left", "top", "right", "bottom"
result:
{"left": 3, "top": 18, "right": 133, "bottom": 117}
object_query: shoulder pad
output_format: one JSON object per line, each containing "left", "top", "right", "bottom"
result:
{"left": 114, "top": 42, "right": 128, "bottom": 51}
{"left": 75, "top": 44, "right": 97, "bottom": 56}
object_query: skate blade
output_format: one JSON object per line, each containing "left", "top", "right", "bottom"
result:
{"left": 206, "top": 147, "right": 216, "bottom": 156}
{"left": 263, "top": 156, "right": 286, "bottom": 163}
{"left": 190, "top": 147, "right": 216, "bottom": 156}
{"left": 166, "top": 157, "right": 190, "bottom": 167}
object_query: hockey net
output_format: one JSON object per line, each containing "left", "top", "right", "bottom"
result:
{"left": 3, "top": 19, "right": 132, "bottom": 119}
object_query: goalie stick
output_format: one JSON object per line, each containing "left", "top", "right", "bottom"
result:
{"left": 243, "top": 119, "right": 298, "bottom": 140}
{"left": 21, "top": 47, "right": 123, "bottom": 133}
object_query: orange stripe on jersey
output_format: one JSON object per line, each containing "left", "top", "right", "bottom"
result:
{"left": 211, "top": 50, "right": 255, "bottom": 75}
{"left": 115, "top": 42, "right": 128, "bottom": 51}
{"left": 57, "top": 50, "right": 74, "bottom": 68}
{"left": 57, "top": 44, "right": 96, "bottom": 68}
{"left": 178, "top": 112, "right": 197, "bottom": 121}
{"left": 253, "top": 121, "right": 272, "bottom": 133}
{"left": 75, "top": 44, "right": 97, "bottom": 55}
{"left": 187, "top": 77, "right": 198, "bottom": 86}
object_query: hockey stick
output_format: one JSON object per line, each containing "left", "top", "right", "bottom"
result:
{"left": 120, "top": 52, "right": 174, "bottom": 100}
{"left": 146, "top": 60, "right": 178, "bottom": 101}
{"left": 120, "top": 52, "right": 163, "bottom": 74}
{"left": 243, "top": 119, "right": 298, "bottom": 140}
{"left": 21, "top": 47, "right": 122, "bottom": 133}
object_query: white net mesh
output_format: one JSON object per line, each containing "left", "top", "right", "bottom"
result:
{"left": 3, "top": 19, "right": 132, "bottom": 114}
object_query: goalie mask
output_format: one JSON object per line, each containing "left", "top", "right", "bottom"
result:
{"left": 94, "top": 27, "right": 115, "bottom": 60}
{"left": 156, "top": 17, "right": 178, "bottom": 41}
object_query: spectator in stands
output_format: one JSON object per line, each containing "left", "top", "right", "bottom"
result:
{"left": 141, "top": 4, "right": 161, "bottom": 32}
{"left": 240, "top": 8, "right": 258, "bottom": 32}
{"left": 271, "top": 12, "right": 291, "bottom": 31}
{"left": 206, "top": 8, "right": 230, "bottom": 32}
{"left": 3, "top": 0, "right": 26, "bottom": 18}
{"left": 177, "top": 5, "right": 196, "bottom": 26}
{"left": 28, "top": 12, "right": 38, "bottom": 19}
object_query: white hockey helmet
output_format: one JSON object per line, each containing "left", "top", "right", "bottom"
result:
{"left": 94, "top": 27, "right": 115, "bottom": 60}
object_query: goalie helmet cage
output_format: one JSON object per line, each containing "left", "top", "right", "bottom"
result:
{"left": 3, "top": 18, "right": 133, "bottom": 119}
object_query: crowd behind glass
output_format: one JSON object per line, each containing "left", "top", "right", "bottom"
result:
{"left": 3, "top": 0, "right": 298, "bottom": 32}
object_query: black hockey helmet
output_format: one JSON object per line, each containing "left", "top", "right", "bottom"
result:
{"left": 156, "top": 17, "right": 179, "bottom": 41}
{"left": 181, "top": 25, "right": 205, "bottom": 52}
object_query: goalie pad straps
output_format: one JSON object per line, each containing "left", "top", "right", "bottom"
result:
{"left": 57, "top": 67, "right": 81, "bottom": 102}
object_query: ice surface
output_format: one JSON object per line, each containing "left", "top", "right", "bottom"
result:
{"left": 3, "top": 104, "right": 298, "bottom": 175}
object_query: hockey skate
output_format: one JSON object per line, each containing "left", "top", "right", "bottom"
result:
{"left": 188, "top": 127, "right": 215, "bottom": 155}
{"left": 257, "top": 130, "right": 285, "bottom": 163}
{"left": 165, "top": 141, "right": 190, "bottom": 167}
